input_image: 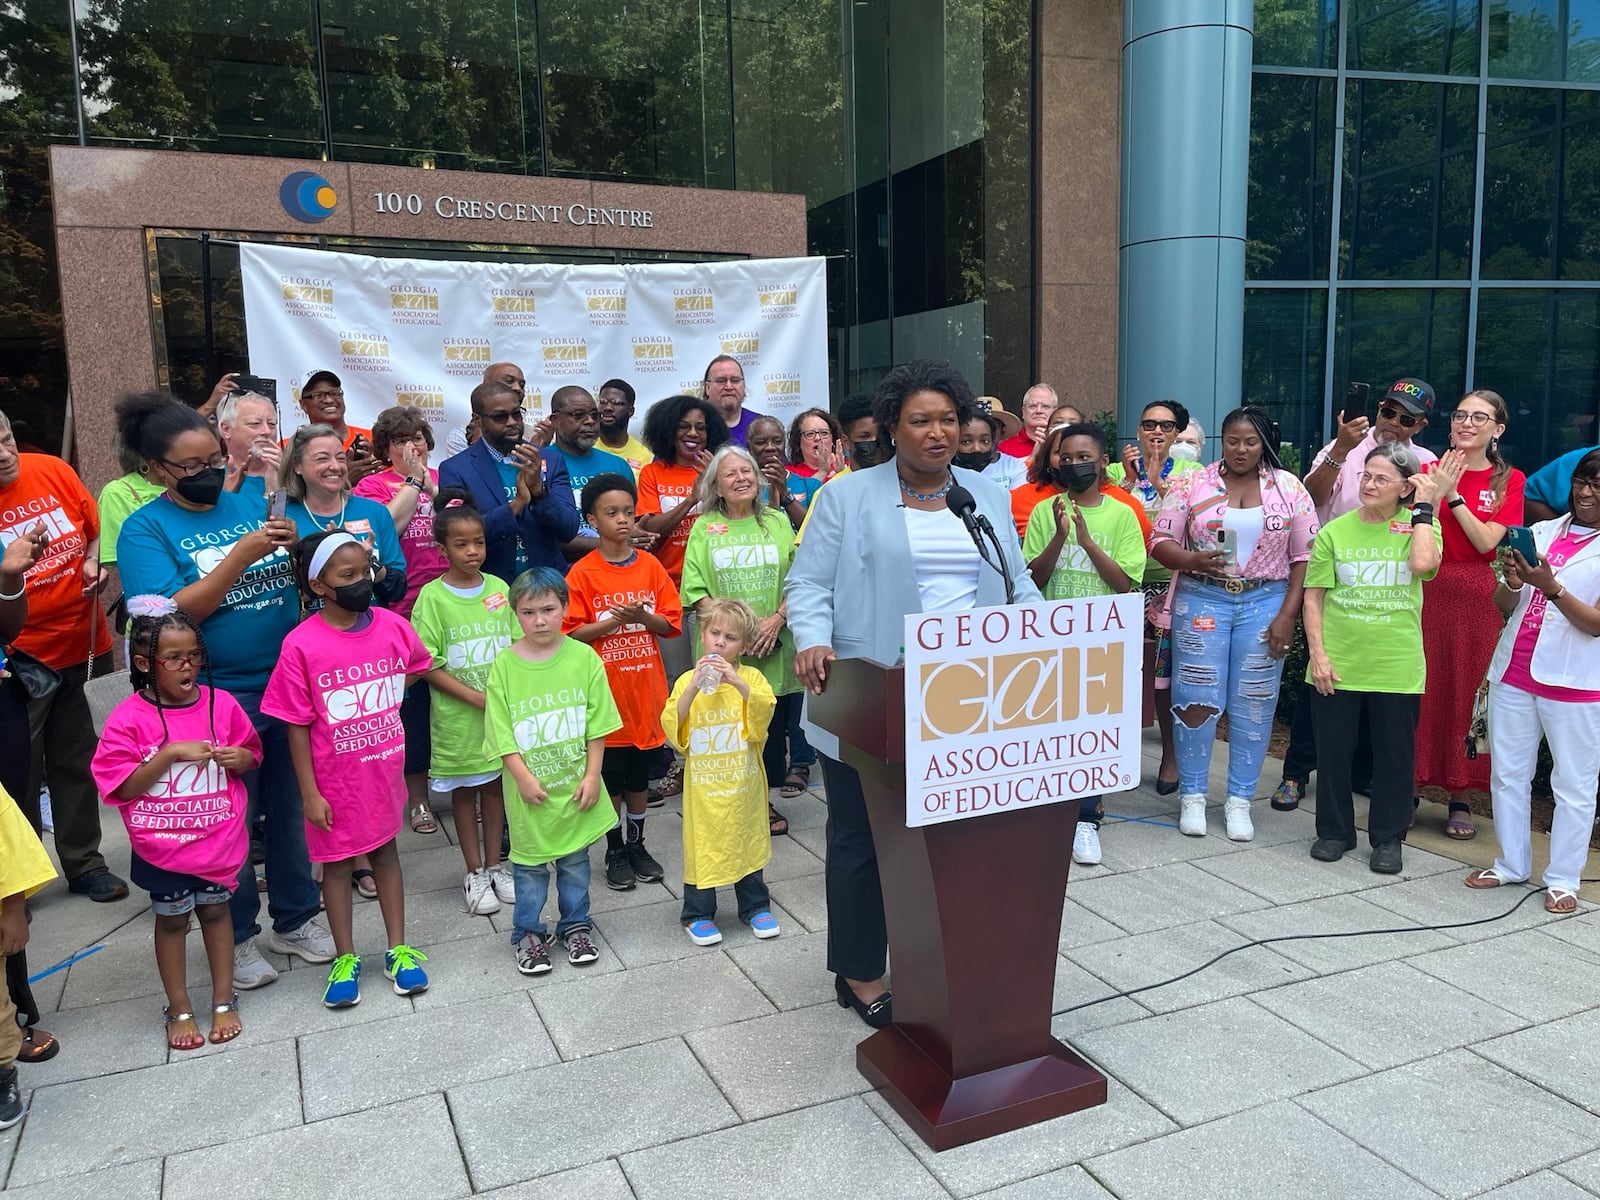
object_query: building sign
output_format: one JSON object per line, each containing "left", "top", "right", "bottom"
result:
{"left": 902, "top": 596, "right": 1143, "bottom": 828}
{"left": 368, "top": 190, "right": 655, "bottom": 228}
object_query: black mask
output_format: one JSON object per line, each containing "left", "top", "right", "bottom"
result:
{"left": 330, "top": 579, "right": 374, "bottom": 613}
{"left": 851, "top": 439, "right": 883, "bottom": 469}
{"left": 173, "top": 466, "right": 226, "bottom": 506}
{"left": 1053, "top": 463, "right": 1101, "bottom": 493}
{"left": 953, "top": 450, "right": 995, "bottom": 472}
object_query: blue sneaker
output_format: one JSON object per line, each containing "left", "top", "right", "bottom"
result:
{"left": 322, "top": 953, "right": 361, "bottom": 1009}
{"left": 685, "top": 919, "right": 722, "bottom": 946}
{"left": 748, "top": 911, "right": 780, "bottom": 940}
{"left": 385, "top": 944, "right": 429, "bottom": 995}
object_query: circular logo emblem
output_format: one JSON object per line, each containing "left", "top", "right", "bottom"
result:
{"left": 279, "top": 171, "right": 338, "bottom": 223}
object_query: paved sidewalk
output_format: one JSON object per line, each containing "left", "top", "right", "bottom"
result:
{"left": 3, "top": 679, "right": 1598, "bottom": 1198}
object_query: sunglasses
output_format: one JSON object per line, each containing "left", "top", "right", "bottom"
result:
{"left": 1139, "top": 419, "right": 1178, "bottom": 433}
{"left": 1378, "top": 404, "right": 1421, "bottom": 429}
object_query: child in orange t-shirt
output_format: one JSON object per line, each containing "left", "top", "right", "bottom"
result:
{"left": 564, "top": 473, "right": 683, "bottom": 894}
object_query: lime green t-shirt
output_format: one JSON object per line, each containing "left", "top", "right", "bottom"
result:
{"left": 409, "top": 574, "right": 516, "bottom": 777}
{"left": 1107, "top": 457, "right": 1200, "bottom": 586}
{"left": 99, "top": 471, "right": 166, "bottom": 565}
{"left": 482, "top": 638, "right": 623, "bottom": 865}
{"left": 1303, "top": 508, "right": 1438, "bottom": 695}
{"left": 679, "top": 509, "right": 800, "bottom": 696}
{"left": 1021, "top": 493, "right": 1147, "bottom": 600}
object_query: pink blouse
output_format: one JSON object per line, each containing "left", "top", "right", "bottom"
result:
{"left": 1151, "top": 462, "right": 1319, "bottom": 581}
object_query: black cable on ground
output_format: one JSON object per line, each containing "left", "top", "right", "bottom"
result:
{"left": 1054, "top": 886, "right": 1566, "bottom": 1017}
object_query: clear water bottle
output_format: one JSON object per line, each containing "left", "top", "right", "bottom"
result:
{"left": 694, "top": 653, "right": 723, "bottom": 695}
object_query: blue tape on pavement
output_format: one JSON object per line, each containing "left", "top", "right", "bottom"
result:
{"left": 27, "top": 944, "right": 103, "bottom": 983}
{"left": 1101, "top": 813, "right": 1181, "bottom": 829}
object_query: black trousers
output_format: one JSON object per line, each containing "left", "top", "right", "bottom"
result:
{"left": 1283, "top": 679, "right": 1374, "bottom": 788}
{"left": 1311, "top": 689, "right": 1419, "bottom": 848}
{"left": 818, "top": 752, "right": 887, "bottom": 982}
{"left": 0, "top": 678, "right": 37, "bottom": 1029}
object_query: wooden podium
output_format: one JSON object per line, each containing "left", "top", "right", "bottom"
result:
{"left": 811, "top": 656, "right": 1108, "bottom": 1150}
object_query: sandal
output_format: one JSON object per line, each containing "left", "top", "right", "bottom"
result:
{"left": 1545, "top": 888, "right": 1579, "bottom": 915}
{"left": 1444, "top": 805, "right": 1477, "bottom": 841}
{"left": 659, "top": 760, "right": 684, "bottom": 798}
{"left": 164, "top": 1006, "right": 205, "bottom": 1052}
{"left": 16, "top": 1027, "right": 59, "bottom": 1064}
{"left": 409, "top": 803, "right": 438, "bottom": 834}
{"left": 209, "top": 993, "right": 242, "bottom": 1044}
{"left": 351, "top": 868, "right": 378, "bottom": 901}
{"left": 1465, "top": 866, "right": 1521, "bottom": 889}
{"left": 780, "top": 764, "right": 810, "bottom": 799}
{"left": 768, "top": 804, "right": 789, "bottom": 837}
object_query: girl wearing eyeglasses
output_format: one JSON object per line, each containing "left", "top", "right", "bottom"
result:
{"left": 1416, "top": 389, "right": 1526, "bottom": 839}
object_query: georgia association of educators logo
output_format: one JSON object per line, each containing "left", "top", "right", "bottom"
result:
{"left": 541, "top": 336, "right": 589, "bottom": 376}
{"left": 280, "top": 171, "right": 339, "bottom": 223}
{"left": 631, "top": 336, "right": 675, "bottom": 373}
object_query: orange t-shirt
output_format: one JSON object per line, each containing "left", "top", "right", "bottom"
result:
{"left": 635, "top": 461, "right": 700, "bottom": 582}
{"left": 1010, "top": 479, "right": 1151, "bottom": 545}
{"left": 2, "top": 454, "right": 113, "bottom": 668}
{"left": 563, "top": 550, "right": 683, "bottom": 749}
{"left": 280, "top": 425, "right": 371, "bottom": 451}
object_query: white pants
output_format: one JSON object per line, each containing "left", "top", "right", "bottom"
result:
{"left": 1487, "top": 680, "right": 1600, "bottom": 892}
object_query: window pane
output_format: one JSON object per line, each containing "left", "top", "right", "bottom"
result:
{"left": 0, "top": 2, "right": 79, "bottom": 139}
{"left": 730, "top": 0, "right": 846, "bottom": 199}
{"left": 1340, "top": 79, "right": 1478, "bottom": 279}
{"left": 1335, "top": 288, "right": 1469, "bottom": 457}
{"left": 1248, "top": 73, "right": 1336, "bottom": 281}
{"left": 1244, "top": 288, "right": 1329, "bottom": 471}
{"left": 1489, "top": 0, "right": 1600, "bottom": 83}
{"left": 1482, "top": 87, "right": 1600, "bottom": 279}
{"left": 1253, "top": 0, "right": 1338, "bottom": 68}
{"left": 1348, "top": 0, "right": 1480, "bottom": 75}
{"left": 1474, "top": 289, "right": 1600, "bottom": 468}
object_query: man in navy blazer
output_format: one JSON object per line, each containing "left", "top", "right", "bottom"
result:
{"left": 438, "top": 378, "right": 579, "bottom": 580}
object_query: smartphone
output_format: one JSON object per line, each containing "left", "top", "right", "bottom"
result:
{"left": 233, "top": 373, "right": 277, "bottom": 401}
{"left": 1500, "top": 525, "right": 1537, "bottom": 565}
{"left": 268, "top": 488, "right": 287, "bottom": 520}
{"left": 1215, "top": 527, "right": 1238, "bottom": 567}
{"left": 1342, "top": 382, "right": 1371, "bottom": 425}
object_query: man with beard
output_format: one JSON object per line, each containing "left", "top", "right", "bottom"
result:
{"left": 546, "top": 385, "right": 633, "bottom": 557}
{"left": 596, "top": 378, "right": 652, "bottom": 477}
{"left": 702, "top": 355, "right": 765, "bottom": 447}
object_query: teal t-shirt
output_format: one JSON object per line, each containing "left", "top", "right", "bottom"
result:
{"left": 1021, "top": 493, "right": 1147, "bottom": 600}
{"left": 679, "top": 509, "right": 799, "bottom": 695}
{"left": 493, "top": 457, "right": 532, "bottom": 576}
{"left": 482, "top": 638, "right": 623, "bottom": 865}
{"left": 551, "top": 445, "right": 632, "bottom": 538}
{"left": 409, "top": 574, "right": 516, "bottom": 777}
{"left": 1304, "top": 508, "right": 1438, "bottom": 694}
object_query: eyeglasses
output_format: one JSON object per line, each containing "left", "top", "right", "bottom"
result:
{"left": 1139, "top": 419, "right": 1178, "bottom": 433}
{"left": 707, "top": 376, "right": 744, "bottom": 386}
{"left": 1378, "top": 404, "right": 1422, "bottom": 429}
{"left": 479, "top": 409, "right": 525, "bottom": 425}
{"left": 800, "top": 430, "right": 832, "bottom": 441}
{"left": 303, "top": 389, "right": 344, "bottom": 401}
{"left": 154, "top": 651, "right": 204, "bottom": 669}
{"left": 1448, "top": 410, "right": 1496, "bottom": 427}
{"left": 1358, "top": 471, "right": 1402, "bottom": 487}
{"left": 1573, "top": 477, "right": 1600, "bottom": 495}
{"left": 160, "top": 455, "right": 228, "bottom": 478}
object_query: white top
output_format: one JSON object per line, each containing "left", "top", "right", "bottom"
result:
{"left": 1222, "top": 505, "right": 1266, "bottom": 576}
{"left": 902, "top": 506, "right": 982, "bottom": 612}
{"left": 981, "top": 454, "right": 1030, "bottom": 493}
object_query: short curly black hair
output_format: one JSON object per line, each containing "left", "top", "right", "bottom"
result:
{"left": 871, "top": 360, "right": 976, "bottom": 453}
{"left": 641, "top": 394, "right": 730, "bottom": 464}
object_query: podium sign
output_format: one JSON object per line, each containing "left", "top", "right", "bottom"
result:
{"left": 903, "top": 595, "right": 1144, "bottom": 827}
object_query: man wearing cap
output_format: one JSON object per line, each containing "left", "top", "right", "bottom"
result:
{"left": 956, "top": 396, "right": 1030, "bottom": 491}
{"left": 998, "top": 383, "right": 1060, "bottom": 459}
{"left": 296, "top": 370, "right": 379, "bottom": 482}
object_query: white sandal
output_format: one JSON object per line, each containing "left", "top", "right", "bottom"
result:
{"left": 1463, "top": 866, "right": 1523, "bottom": 889}
{"left": 1545, "top": 887, "right": 1579, "bottom": 914}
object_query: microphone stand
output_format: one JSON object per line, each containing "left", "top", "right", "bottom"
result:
{"left": 974, "top": 514, "right": 1017, "bottom": 604}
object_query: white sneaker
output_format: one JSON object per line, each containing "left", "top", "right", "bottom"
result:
{"left": 463, "top": 869, "right": 501, "bottom": 915}
{"left": 233, "top": 937, "right": 280, "bottom": 990}
{"left": 1224, "top": 796, "right": 1255, "bottom": 842}
{"left": 1179, "top": 794, "right": 1209, "bottom": 837}
{"left": 1072, "top": 823, "right": 1102, "bottom": 865}
{"left": 487, "top": 861, "right": 516, "bottom": 905}
{"left": 265, "top": 916, "right": 336, "bottom": 963}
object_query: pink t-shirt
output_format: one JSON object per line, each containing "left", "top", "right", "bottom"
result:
{"left": 92, "top": 687, "right": 261, "bottom": 888}
{"left": 262, "top": 607, "right": 432, "bottom": 862}
{"left": 352, "top": 469, "right": 448, "bottom": 617}
{"left": 1502, "top": 529, "right": 1600, "bottom": 701}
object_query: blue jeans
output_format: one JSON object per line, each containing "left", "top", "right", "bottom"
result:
{"left": 510, "top": 850, "right": 592, "bottom": 941}
{"left": 681, "top": 870, "right": 770, "bottom": 924}
{"left": 1169, "top": 579, "right": 1288, "bottom": 799}
{"left": 228, "top": 689, "right": 321, "bottom": 945}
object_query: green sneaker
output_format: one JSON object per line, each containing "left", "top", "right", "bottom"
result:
{"left": 322, "top": 953, "right": 361, "bottom": 1009}
{"left": 384, "top": 944, "right": 429, "bottom": 996}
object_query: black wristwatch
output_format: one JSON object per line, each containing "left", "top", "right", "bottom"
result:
{"left": 403, "top": 476, "right": 426, "bottom": 492}
{"left": 1447, "top": 496, "right": 1467, "bottom": 510}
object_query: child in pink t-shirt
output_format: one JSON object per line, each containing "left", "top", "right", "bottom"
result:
{"left": 262, "top": 530, "right": 433, "bottom": 1010}
{"left": 92, "top": 597, "right": 262, "bottom": 1051}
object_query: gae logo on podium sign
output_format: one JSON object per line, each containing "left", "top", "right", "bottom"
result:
{"left": 902, "top": 596, "right": 1143, "bottom": 828}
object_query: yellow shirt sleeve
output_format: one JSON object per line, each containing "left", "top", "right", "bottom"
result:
{"left": 0, "top": 785, "right": 57, "bottom": 899}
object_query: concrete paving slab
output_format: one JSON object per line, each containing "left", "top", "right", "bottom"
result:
{"left": 1068, "top": 860, "right": 1272, "bottom": 935}
{"left": 533, "top": 953, "right": 774, "bottom": 1059}
{"left": 1298, "top": 1049, "right": 1600, "bottom": 1199}
{"left": 1050, "top": 954, "right": 1152, "bottom": 1037}
{"left": 1253, "top": 960, "right": 1529, "bottom": 1070}
{"left": 408, "top": 927, "right": 624, "bottom": 1012}
{"left": 1361, "top": 873, "right": 1563, "bottom": 942}
{"left": 787, "top": 821, "right": 828, "bottom": 861}
{"left": 774, "top": 792, "right": 829, "bottom": 831}
{"left": 1192, "top": 837, "right": 1437, "bottom": 906}
{"left": 299, "top": 991, "right": 559, "bottom": 1120}
{"left": 474, "top": 1160, "right": 637, "bottom": 1199}
{"left": 1473, "top": 1007, "right": 1600, "bottom": 1115}
{"left": 1216, "top": 891, "right": 1457, "bottom": 974}
{"left": 1090, "top": 817, "right": 1247, "bottom": 872}
{"left": 162, "top": 1094, "right": 471, "bottom": 1200}
{"left": 11, "top": 994, "right": 167, "bottom": 1088}
{"left": 767, "top": 873, "right": 828, "bottom": 933}
{"left": 1406, "top": 930, "right": 1600, "bottom": 1022}
{"left": 348, "top": 879, "right": 508, "bottom": 949}
{"left": 969, "top": 1164, "right": 1116, "bottom": 1199}
{"left": 598, "top": 895, "right": 798, "bottom": 969}
{"left": 1557, "top": 1147, "right": 1600, "bottom": 1192}
{"left": 1056, "top": 898, "right": 1132, "bottom": 950}
{"left": 1074, "top": 995, "right": 1364, "bottom": 1126}
{"left": 725, "top": 930, "right": 836, "bottom": 1011}
{"left": 448, "top": 1038, "right": 737, "bottom": 1190}
{"left": 685, "top": 1002, "right": 872, "bottom": 1119}
{"left": 1087, "top": 1099, "right": 1438, "bottom": 1200}
{"left": 6, "top": 1040, "right": 302, "bottom": 1188}
{"left": 1064, "top": 918, "right": 1311, "bottom": 1014}
{"left": 55, "top": 925, "right": 256, "bottom": 1010}
{"left": 0, "top": 1159, "right": 162, "bottom": 1200}
{"left": 1539, "top": 910, "right": 1600, "bottom": 958}
{"left": 623, "top": 1096, "right": 945, "bottom": 1200}
{"left": 1474, "top": 1171, "right": 1600, "bottom": 1200}
{"left": 863, "top": 1082, "right": 1176, "bottom": 1198}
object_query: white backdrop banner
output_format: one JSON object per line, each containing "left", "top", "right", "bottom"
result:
{"left": 238, "top": 243, "right": 830, "bottom": 441}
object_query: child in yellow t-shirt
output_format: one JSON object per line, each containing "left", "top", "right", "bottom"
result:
{"left": 0, "top": 782, "right": 57, "bottom": 1128}
{"left": 662, "top": 597, "right": 778, "bottom": 946}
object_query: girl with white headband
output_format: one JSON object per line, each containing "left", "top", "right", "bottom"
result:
{"left": 261, "top": 529, "right": 433, "bottom": 1010}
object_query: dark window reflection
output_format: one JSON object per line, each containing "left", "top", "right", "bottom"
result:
{"left": 1254, "top": 0, "right": 1339, "bottom": 69}
{"left": 1482, "top": 86, "right": 1600, "bottom": 278}
{"left": 1335, "top": 288, "right": 1470, "bottom": 455}
{"left": 1244, "top": 288, "right": 1330, "bottom": 467}
{"left": 1475, "top": 288, "right": 1600, "bottom": 465}
{"left": 1348, "top": 0, "right": 1480, "bottom": 74}
{"left": 1248, "top": 73, "right": 1337, "bottom": 280}
{"left": 1488, "top": 0, "right": 1600, "bottom": 82}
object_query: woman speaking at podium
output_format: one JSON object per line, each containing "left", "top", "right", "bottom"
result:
{"left": 786, "top": 359, "right": 1040, "bottom": 1029}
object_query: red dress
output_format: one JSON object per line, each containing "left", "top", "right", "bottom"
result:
{"left": 1416, "top": 464, "right": 1525, "bottom": 792}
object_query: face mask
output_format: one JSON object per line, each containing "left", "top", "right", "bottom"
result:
{"left": 330, "top": 579, "right": 374, "bottom": 613}
{"left": 1169, "top": 442, "right": 1200, "bottom": 463}
{"left": 1053, "top": 463, "right": 1101, "bottom": 493}
{"left": 173, "top": 467, "right": 226, "bottom": 506}
{"left": 851, "top": 440, "right": 883, "bottom": 469}
{"left": 953, "top": 450, "right": 995, "bottom": 472}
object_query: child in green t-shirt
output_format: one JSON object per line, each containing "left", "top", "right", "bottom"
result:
{"left": 1021, "top": 422, "right": 1146, "bottom": 867}
{"left": 483, "top": 567, "right": 622, "bottom": 976}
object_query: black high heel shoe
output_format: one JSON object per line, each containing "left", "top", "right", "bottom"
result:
{"left": 834, "top": 975, "right": 893, "bottom": 1029}
{"left": 1155, "top": 778, "right": 1180, "bottom": 796}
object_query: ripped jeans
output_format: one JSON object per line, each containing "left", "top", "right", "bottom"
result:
{"left": 1169, "top": 578, "right": 1287, "bottom": 799}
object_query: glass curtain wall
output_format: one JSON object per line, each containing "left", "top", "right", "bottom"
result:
{"left": 1247, "top": 0, "right": 1600, "bottom": 473}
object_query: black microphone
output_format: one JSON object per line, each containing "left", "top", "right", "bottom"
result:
{"left": 946, "top": 484, "right": 986, "bottom": 550}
